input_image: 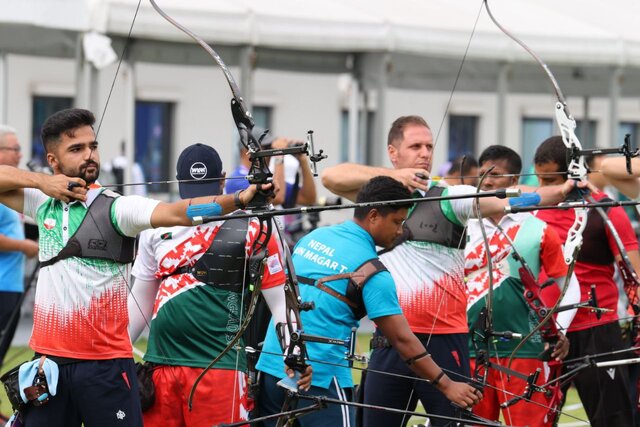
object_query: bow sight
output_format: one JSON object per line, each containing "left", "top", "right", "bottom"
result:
{"left": 567, "top": 133, "right": 640, "bottom": 176}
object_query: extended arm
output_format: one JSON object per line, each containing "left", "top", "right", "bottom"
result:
{"left": 476, "top": 180, "right": 593, "bottom": 217}
{"left": 149, "top": 183, "right": 263, "bottom": 227}
{"left": 321, "top": 163, "right": 430, "bottom": 202}
{"left": 374, "top": 314, "right": 481, "bottom": 407}
{"left": 601, "top": 157, "right": 640, "bottom": 199}
{"left": 0, "top": 234, "right": 38, "bottom": 258}
{"left": 0, "top": 165, "right": 88, "bottom": 212}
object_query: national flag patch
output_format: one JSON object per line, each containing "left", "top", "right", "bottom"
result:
{"left": 266, "top": 254, "right": 283, "bottom": 274}
{"left": 44, "top": 218, "right": 56, "bottom": 230}
{"left": 160, "top": 232, "right": 172, "bottom": 240}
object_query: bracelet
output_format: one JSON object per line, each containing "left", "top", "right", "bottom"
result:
{"left": 234, "top": 189, "right": 246, "bottom": 209}
{"left": 404, "top": 351, "right": 430, "bottom": 366}
{"left": 431, "top": 371, "right": 445, "bottom": 387}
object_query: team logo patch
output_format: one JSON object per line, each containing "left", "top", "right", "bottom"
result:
{"left": 160, "top": 232, "right": 173, "bottom": 240}
{"left": 266, "top": 254, "right": 283, "bottom": 275}
{"left": 44, "top": 218, "right": 56, "bottom": 230}
{"left": 190, "top": 162, "right": 207, "bottom": 180}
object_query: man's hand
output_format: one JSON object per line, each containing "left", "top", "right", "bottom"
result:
{"left": 560, "top": 179, "right": 598, "bottom": 199}
{"left": 439, "top": 378, "right": 483, "bottom": 408}
{"left": 550, "top": 333, "right": 570, "bottom": 361}
{"left": 20, "top": 239, "right": 38, "bottom": 258}
{"left": 39, "top": 175, "right": 87, "bottom": 203}
{"left": 283, "top": 365, "right": 313, "bottom": 392}
{"left": 390, "top": 168, "right": 430, "bottom": 192}
{"left": 240, "top": 182, "right": 276, "bottom": 207}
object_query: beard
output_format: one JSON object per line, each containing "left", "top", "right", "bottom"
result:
{"left": 61, "top": 160, "right": 100, "bottom": 184}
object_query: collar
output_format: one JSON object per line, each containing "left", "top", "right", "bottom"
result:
{"left": 64, "top": 182, "right": 103, "bottom": 208}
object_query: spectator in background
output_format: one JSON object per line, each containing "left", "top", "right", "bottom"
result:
{"left": 0, "top": 125, "right": 39, "bottom": 364}
{"left": 226, "top": 127, "right": 316, "bottom": 205}
{"left": 101, "top": 141, "right": 147, "bottom": 196}
{"left": 225, "top": 127, "right": 317, "bottom": 244}
{"left": 444, "top": 154, "right": 478, "bottom": 187}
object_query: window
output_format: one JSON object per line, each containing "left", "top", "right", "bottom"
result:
{"left": 340, "top": 110, "right": 374, "bottom": 163}
{"left": 31, "top": 96, "right": 73, "bottom": 167}
{"left": 575, "top": 119, "right": 597, "bottom": 149}
{"left": 252, "top": 106, "right": 273, "bottom": 130}
{"left": 448, "top": 115, "right": 477, "bottom": 162}
{"left": 135, "top": 101, "right": 174, "bottom": 193}
{"left": 521, "top": 118, "right": 554, "bottom": 181}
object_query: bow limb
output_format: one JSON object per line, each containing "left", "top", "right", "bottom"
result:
{"left": 590, "top": 199, "right": 640, "bottom": 355}
{"left": 187, "top": 220, "right": 271, "bottom": 410}
{"left": 146, "top": 0, "right": 277, "bottom": 413}
{"left": 470, "top": 166, "right": 497, "bottom": 392}
{"left": 483, "top": 0, "right": 588, "bottom": 266}
{"left": 270, "top": 219, "right": 312, "bottom": 427}
{"left": 148, "top": 0, "right": 273, "bottom": 200}
{"left": 492, "top": 222, "right": 566, "bottom": 423}
{"left": 506, "top": 249, "right": 577, "bottom": 368}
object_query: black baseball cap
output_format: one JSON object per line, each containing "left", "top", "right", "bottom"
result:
{"left": 176, "top": 143, "right": 223, "bottom": 199}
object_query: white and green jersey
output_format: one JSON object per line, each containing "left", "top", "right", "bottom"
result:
{"left": 465, "top": 213, "right": 567, "bottom": 357}
{"left": 132, "top": 218, "right": 286, "bottom": 370}
{"left": 23, "top": 186, "right": 159, "bottom": 360}
{"left": 380, "top": 181, "right": 476, "bottom": 334}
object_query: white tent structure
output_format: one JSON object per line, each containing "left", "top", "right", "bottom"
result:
{"left": 0, "top": 0, "right": 639, "bottom": 192}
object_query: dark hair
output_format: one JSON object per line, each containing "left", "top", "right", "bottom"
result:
{"left": 534, "top": 136, "right": 567, "bottom": 174}
{"left": 354, "top": 176, "right": 412, "bottom": 219}
{"left": 41, "top": 108, "right": 96, "bottom": 152}
{"left": 448, "top": 154, "right": 478, "bottom": 175}
{"left": 387, "top": 116, "right": 430, "bottom": 146}
{"left": 478, "top": 145, "right": 522, "bottom": 174}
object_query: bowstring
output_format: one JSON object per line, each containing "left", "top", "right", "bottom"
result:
{"left": 401, "top": 1, "right": 484, "bottom": 409}
{"left": 245, "top": 346, "right": 590, "bottom": 424}
{"left": 76, "top": 0, "right": 205, "bottom": 414}
{"left": 95, "top": 0, "right": 142, "bottom": 138}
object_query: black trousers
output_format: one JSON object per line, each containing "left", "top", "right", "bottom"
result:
{"left": 362, "top": 332, "right": 470, "bottom": 427}
{"left": 561, "top": 322, "right": 634, "bottom": 427}
{"left": 23, "top": 358, "right": 143, "bottom": 427}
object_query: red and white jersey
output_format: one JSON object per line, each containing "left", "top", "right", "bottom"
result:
{"left": 380, "top": 183, "right": 475, "bottom": 334}
{"left": 536, "top": 191, "right": 638, "bottom": 330}
{"left": 23, "top": 186, "right": 159, "bottom": 359}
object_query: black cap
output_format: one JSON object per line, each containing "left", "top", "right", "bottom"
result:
{"left": 176, "top": 143, "right": 223, "bottom": 199}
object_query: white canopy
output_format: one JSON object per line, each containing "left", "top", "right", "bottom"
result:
{"left": 1, "top": 0, "right": 639, "bottom": 66}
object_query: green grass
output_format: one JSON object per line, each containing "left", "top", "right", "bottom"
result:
{"left": 0, "top": 338, "right": 588, "bottom": 425}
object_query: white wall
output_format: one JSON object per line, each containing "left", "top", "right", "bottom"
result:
{"left": 4, "top": 53, "right": 640, "bottom": 222}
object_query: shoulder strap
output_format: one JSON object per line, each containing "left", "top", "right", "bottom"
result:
{"left": 298, "top": 258, "right": 387, "bottom": 318}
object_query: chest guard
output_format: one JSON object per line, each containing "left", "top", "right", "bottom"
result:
{"left": 40, "top": 190, "right": 136, "bottom": 268}
{"left": 177, "top": 217, "right": 251, "bottom": 293}
{"left": 578, "top": 201, "right": 614, "bottom": 265}
{"left": 298, "top": 258, "right": 387, "bottom": 319}
{"left": 402, "top": 186, "right": 466, "bottom": 248}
